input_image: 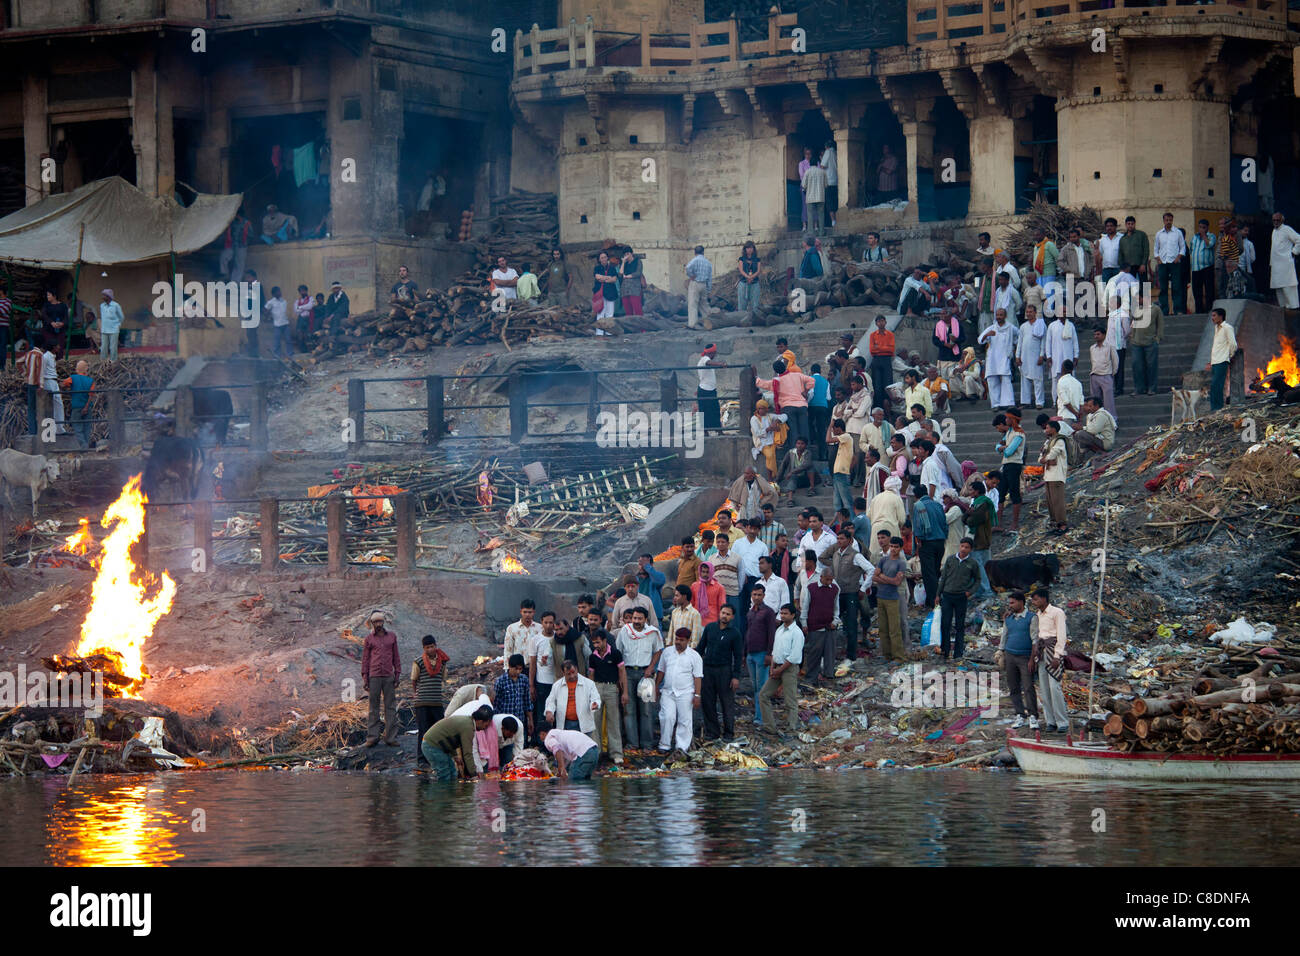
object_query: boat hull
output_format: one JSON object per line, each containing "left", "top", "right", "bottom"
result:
{"left": 1008, "top": 737, "right": 1300, "bottom": 781}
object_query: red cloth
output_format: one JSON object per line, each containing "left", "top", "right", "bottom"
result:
{"left": 1144, "top": 464, "right": 1185, "bottom": 493}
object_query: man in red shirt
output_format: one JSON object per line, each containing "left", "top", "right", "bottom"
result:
{"left": 868, "top": 314, "right": 895, "bottom": 414}
{"left": 361, "top": 610, "right": 402, "bottom": 747}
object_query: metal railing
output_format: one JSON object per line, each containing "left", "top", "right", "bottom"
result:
{"left": 346, "top": 365, "right": 749, "bottom": 447}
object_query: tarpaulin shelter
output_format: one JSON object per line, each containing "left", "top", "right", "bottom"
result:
{"left": 0, "top": 177, "right": 242, "bottom": 352}
{"left": 0, "top": 176, "right": 242, "bottom": 266}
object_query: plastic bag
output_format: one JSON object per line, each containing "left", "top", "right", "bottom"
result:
{"left": 1209, "top": 617, "right": 1276, "bottom": 646}
{"left": 637, "top": 676, "right": 657, "bottom": 703}
{"left": 921, "top": 610, "right": 938, "bottom": 647}
{"left": 913, "top": 580, "right": 927, "bottom": 607}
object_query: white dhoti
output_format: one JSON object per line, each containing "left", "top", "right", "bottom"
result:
{"left": 659, "top": 692, "right": 693, "bottom": 751}
{"left": 987, "top": 375, "right": 1013, "bottom": 408}
{"left": 977, "top": 312, "right": 995, "bottom": 336}
{"left": 1020, "top": 371, "right": 1045, "bottom": 407}
{"left": 1277, "top": 285, "right": 1299, "bottom": 308}
{"left": 41, "top": 379, "right": 67, "bottom": 433}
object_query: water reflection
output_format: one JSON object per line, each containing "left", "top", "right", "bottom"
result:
{"left": 45, "top": 777, "right": 186, "bottom": 866}
{"left": 4, "top": 770, "right": 1298, "bottom": 867}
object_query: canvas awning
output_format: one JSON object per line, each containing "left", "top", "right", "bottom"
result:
{"left": 0, "top": 177, "right": 243, "bottom": 268}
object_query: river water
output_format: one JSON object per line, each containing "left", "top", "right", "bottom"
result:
{"left": 3, "top": 769, "right": 1298, "bottom": 866}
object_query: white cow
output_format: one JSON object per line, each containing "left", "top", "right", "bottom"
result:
{"left": 0, "top": 449, "right": 61, "bottom": 517}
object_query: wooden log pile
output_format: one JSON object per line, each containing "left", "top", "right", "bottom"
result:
{"left": 1102, "top": 672, "right": 1300, "bottom": 755}
{"left": 1000, "top": 202, "right": 1105, "bottom": 267}
{"left": 0, "top": 355, "right": 184, "bottom": 450}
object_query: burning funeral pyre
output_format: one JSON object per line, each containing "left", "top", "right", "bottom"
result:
{"left": 43, "top": 476, "right": 177, "bottom": 699}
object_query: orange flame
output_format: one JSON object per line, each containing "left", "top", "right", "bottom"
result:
{"left": 1256, "top": 336, "right": 1300, "bottom": 388}
{"left": 72, "top": 475, "right": 177, "bottom": 698}
{"left": 499, "top": 553, "right": 530, "bottom": 575}
{"left": 63, "top": 518, "right": 96, "bottom": 556}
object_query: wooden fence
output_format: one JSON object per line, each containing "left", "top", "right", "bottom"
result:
{"left": 514, "top": 9, "right": 799, "bottom": 75}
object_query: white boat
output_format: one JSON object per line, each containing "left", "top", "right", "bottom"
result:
{"left": 1008, "top": 735, "right": 1300, "bottom": 781}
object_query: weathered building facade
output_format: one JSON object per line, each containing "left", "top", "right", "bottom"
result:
{"left": 0, "top": 0, "right": 552, "bottom": 311}
{"left": 511, "top": 0, "right": 1298, "bottom": 291}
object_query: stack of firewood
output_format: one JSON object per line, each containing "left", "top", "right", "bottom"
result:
{"left": 1102, "top": 675, "right": 1300, "bottom": 755}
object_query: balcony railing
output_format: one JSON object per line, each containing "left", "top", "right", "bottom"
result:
{"left": 513, "top": 9, "right": 799, "bottom": 76}
{"left": 909, "top": 0, "right": 1290, "bottom": 45}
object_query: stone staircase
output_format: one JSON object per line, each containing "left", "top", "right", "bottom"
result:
{"left": 930, "top": 312, "right": 1208, "bottom": 467}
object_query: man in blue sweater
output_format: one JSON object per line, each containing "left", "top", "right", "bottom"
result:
{"left": 996, "top": 591, "right": 1039, "bottom": 730}
{"left": 636, "top": 553, "right": 667, "bottom": 621}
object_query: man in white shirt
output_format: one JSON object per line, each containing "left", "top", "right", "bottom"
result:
{"left": 993, "top": 271, "right": 1022, "bottom": 325}
{"left": 731, "top": 518, "right": 769, "bottom": 631}
{"left": 1206, "top": 306, "right": 1236, "bottom": 411}
{"left": 262, "top": 285, "right": 291, "bottom": 358}
{"left": 820, "top": 140, "right": 839, "bottom": 230}
{"left": 529, "top": 612, "right": 562, "bottom": 739}
{"left": 1016, "top": 304, "right": 1047, "bottom": 409}
{"left": 756, "top": 554, "right": 791, "bottom": 614}
{"left": 798, "top": 510, "right": 837, "bottom": 572}
{"left": 503, "top": 600, "right": 542, "bottom": 672}
{"left": 1096, "top": 217, "right": 1122, "bottom": 282}
{"left": 914, "top": 438, "right": 953, "bottom": 500}
{"left": 1152, "top": 212, "right": 1187, "bottom": 314}
{"left": 978, "top": 309, "right": 1019, "bottom": 410}
{"left": 617, "top": 607, "right": 663, "bottom": 750}
{"left": 655, "top": 627, "right": 703, "bottom": 752}
{"left": 758, "top": 604, "right": 804, "bottom": 735}
{"left": 1269, "top": 212, "right": 1300, "bottom": 308}
{"left": 39, "top": 345, "right": 67, "bottom": 435}
{"left": 1055, "top": 359, "right": 1085, "bottom": 428}
{"left": 1105, "top": 302, "right": 1132, "bottom": 396}
{"left": 802, "top": 161, "right": 828, "bottom": 236}
{"left": 995, "top": 251, "right": 1021, "bottom": 291}
{"left": 491, "top": 255, "right": 519, "bottom": 300}
{"left": 1043, "top": 315, "right": 1079, "bottom": 403}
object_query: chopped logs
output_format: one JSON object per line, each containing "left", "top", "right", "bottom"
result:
{"left": 1101, "top": 677, "right": 1300, "bottom": 755}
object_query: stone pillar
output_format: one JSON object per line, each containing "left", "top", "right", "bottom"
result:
{"left": 834, "top": 128, "right": 868, "bottom": 210}
{"left": 327, "top": 46, "right": 371, "bottom": 238}
{"left": 371, "top": 83, "right": 402, "bottom": 237}
{"left": 22, "top": 74, "right": 48, "bottom": 206}
{"left": 155, "top": 54, "right": 177, "bottom": 200}
{"left": 132, "top": 49, "right": 159, "bottom": 196}
{"left": 902, "top": 120, "right": 934, "bottom": 222}
{"left": 195, "top": 100, "right": 229, "bottom": 194}
{"left": 968, "top": 114, "right": 1017, "bottom": 217}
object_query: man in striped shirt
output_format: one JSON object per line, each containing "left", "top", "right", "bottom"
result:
{"left": 18, "top": 341, "right": 43, "bottom": 434}
{"left": 1190, "top": 219, "right": 1217, "bottom": 313}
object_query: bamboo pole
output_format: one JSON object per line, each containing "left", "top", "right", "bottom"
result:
{"left": 66, "top": 746, "right": 89, "bottom": 786}
{"left": 66, "top": 222, "right": 85, "bottom": 354}
{"left": 1086, "top": 496, "right": 1109, "bottom": 740}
